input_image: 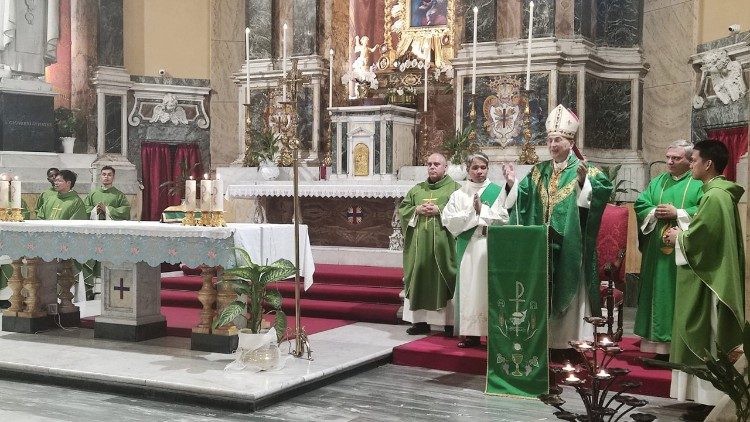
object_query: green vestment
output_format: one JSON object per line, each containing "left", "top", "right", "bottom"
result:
{"left": 34, "top": 186, "right": 56, "bottom": 218}
{"left": 633, "top": 172, "right": 702, "bottom": 343}
{"left": 84, "top": 186, "right": 131, "bottom": 220}
{"left": 672, "top": 176, "right": 745, "bottom": 366}
{"left": 509, "top": 155, "right": 612, "bottom": 317}
{"left": 398, "top": 175, "right": 461, "bottom": 311}
{"left": 35, "top": 190, "right": 87, "bottom": 220}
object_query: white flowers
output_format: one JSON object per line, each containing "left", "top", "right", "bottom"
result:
{"left": 341, "top": 66, "right": 379, "bottom": 90}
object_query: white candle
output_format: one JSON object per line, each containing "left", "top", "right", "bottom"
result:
{"left": 282, "top": 22, "right": 288, "bottom": 101}
{"left": 600, "top": 337, "right": 613, "bottom": 346}
{"left": 200, "top": 174, "right": 213, "bottom": 212}
{"left": 329, "top": 48, "right": 334, "bottom": 108}
{"left": 562, "top": 363, "right": 575, "bottom": 372}
{"left": 245, "top": 27, "right": 251, "bottom": 104}
{"left": 423, "top": 49, "right": 430, "bottom": 112}
{"left": 471, "top": 6, "right": 478, "bottom": 95}
{"left": 525, "top": 1, "right": 534, "bottom": 91}
{"left": 10, "top": 176, "right": 21, "bottom": 209}
{"left": 185, "top": 177, "right": 196, "bottom": 211}
{"left": 212, "top": 175, "right": 224, "bottom": 212}
{"left": 578, "top": 342, "right": 592, "bottom": 350}
{"left": 0, "top": 178, "right": 8, "bottom": 208}
{"left": 565, "top": 374, "right": 580, "bottom": 382}
{"left": 597, "top": 369, "right": 609, "bottom": 377}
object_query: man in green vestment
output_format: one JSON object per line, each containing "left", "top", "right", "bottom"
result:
{"left": 504, "top": 104, "right": 612, "bottom": 357}
{"left": 34, "top": 167, "right": 59, "bottom": 218}
{"left": 398, "top": 152, "right": 461, "bottom": 335}
{"left": 36, "top": 170, "right": 87, "bottom": 220}
{"left": 665, "top": 140, "right": 745, "bottom": 405}
{"left": 633, "top": 140, "right": 702, "bottom": 359}
{"left": 84, "top": 166, "right": 131, "bottom": 220}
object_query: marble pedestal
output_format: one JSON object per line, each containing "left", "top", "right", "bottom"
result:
{"left": 0, "top": 78, "right": 56, "bottom": 152}
{"left": 94, "top": 261, "right": 166, "bottom": 342}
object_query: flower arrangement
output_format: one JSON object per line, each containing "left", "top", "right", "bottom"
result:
{"left": 341, "top": 65, "right": 379, "bottom": 98}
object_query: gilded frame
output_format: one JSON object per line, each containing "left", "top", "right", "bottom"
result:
{"left": 382, "top": 0, "right": 456, "bottom": 69}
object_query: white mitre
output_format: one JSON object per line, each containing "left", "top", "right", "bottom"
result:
{"left": 545, "top": 104, "right": 579, "bottom": 139}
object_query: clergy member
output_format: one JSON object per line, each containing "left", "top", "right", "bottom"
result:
{"left": 398, "top": 152, "right": 461, "bottom": 336}
{"left": 34, "top": 167, "right": 59, "bottom": 218}
{"left": 84, "top": 166, "right": 131, "bottom": 220}
{"left": 36, "top": 170, "right": 86, "bottom": 220}
{"left": 664, "top": 139, "right": 745, "bottom": 406}
{"left": 443, "top": 152, "right": 509, "bottom": 348}
{"left": 503, "top": 105, "right": 612, "bottom": 358}
{"left": 633, "top": 140, "right": 702, "bottom": 359}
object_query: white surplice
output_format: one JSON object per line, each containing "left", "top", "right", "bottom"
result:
{"left": 442, "top": 179, "right": 509, "bottom": 337}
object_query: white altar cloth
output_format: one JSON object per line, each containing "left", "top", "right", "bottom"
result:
{"left": 227, "top": 181, "right": 415, "bottom": 199}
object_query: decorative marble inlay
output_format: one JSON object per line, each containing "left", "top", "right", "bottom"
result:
{"left": 463, "top": 0, "right": 497, "bottom": 43}
{"left": 332, "top": 123, "right": 338, "bottom": 172}
{"left": 104, "top": 95, "right": 122, "bottom": 153}
{"left": 293, "top": 0, "right": 317, "bottom": 56}
{"left": 557, "top": 73, "right": 578, "bottom": 114}
{"left": 98, "top": 0, "right": 123, "bottom": 67}
{"left": 246, "top": 0, "right": 273, "bottom": 59}
{"left": 584, "top": 75, "right": 631, "bottom": 149}
{"left": 374, "top": 123, "right": 381, "bottom": 173}
{"left": 296, "top": 86, "right": 314, "bottom": 149}
{"left": 594, "top": 0, "right": 641, "bottom": 47}
{"left": 341, "top": 122, "right": 348, "bottom": 173}
{"left": 386, "top": 121, "right": 393, "bottom": 173}
{"left": 574, "top": 0, "right": 592, "bottom": 38}
{"left": 128, "top": 87, "right": 210, "bottom": 129}
{"left": 247, "top": 89, "right": 271, "bottom": 133}
{"left": 523, "top": 0, "right": 554, "bottom": 38}
{"left": 130, "top": 76, "right": 210, "bottom": 87}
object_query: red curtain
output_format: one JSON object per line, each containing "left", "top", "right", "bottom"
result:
{"left": 141, "top": 143, "right": 205, "bottom": 221}
{"left": 708, "top": 126, "right": 749, "bottom": 182}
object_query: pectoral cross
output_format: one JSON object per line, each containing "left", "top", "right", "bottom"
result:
{"left": 50, "top": 205, "right": 63, "bottom": 220}
{"left": 422, "top": 193, "right": 436, "bottom": 221}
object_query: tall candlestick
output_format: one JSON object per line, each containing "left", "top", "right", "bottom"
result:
{"left": 329, "top": 48, "right": 334, "bottom": 108}
{"left": 0, "top": 177, "right": 8, "bottom": 209}
{"left": 525, "top": 1, "right": 534, "bottom": 91}
{"left": 471, "top": 6, "right": 478, "bottom": 95}
{"left": 423, "top": 49, "right": 430, "bottom": 112}
{"left": 245, "top": 27, "right": 251, "bottom": 104}
{"left": 185, "top": 176, "right": 196, "bottom": 211}
{"left": 212, "top": 175, "right": 224, "bottom": 212}
{"left": 282, "top": 22, "right": 288, "bottom": 101}
{"left": 200, "top": 174, "right": 213, "bottom": 212}
{"left": 10, "top": 176, "right": 21, "bottom": 209}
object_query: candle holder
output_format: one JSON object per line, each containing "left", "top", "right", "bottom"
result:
{"left": 538, "top": 316, "right": 656, "bottom": 422}
{"left": 0, "top": 207, "right": 8, "bottom": 221}
{"left": 211, "top": 211, "right": 226, "bottom": 227}
{"left": 199, "top": 210, "right": 213, "bottom": 226}
{"left": 518, "top": 89, "right": 539, "bottom": 165}
{"left": 467, "top": 93, "right": 479, "bottom": 152}
{"left": 182, "top": 210, "right": 197, "bottom": 226}
{"left": 9, "top": 208, "right": 23, "bottom": 222}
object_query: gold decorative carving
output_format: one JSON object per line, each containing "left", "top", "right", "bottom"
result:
{"left": 353, "top": 143, "right": 370, "bottom": 176}
{"left": 192, "top": 265, "right": 217, "bottom": 335}
{"left": 382, "top": 0, "right": 456, "bottom": 68}
{"left": 58, "top": 259, "right": 78, "bottom": 313}
{"left": 19, "top": 258, "right": 45, "bottom": 318}
{"left": 213, "top": 270, "right": 238, "bottom": 336}
{"left": 483, "top": 76, "right": 525, "bottom": 148}
{"left": 3, "top": 259, "right": 24, "bottom": 315}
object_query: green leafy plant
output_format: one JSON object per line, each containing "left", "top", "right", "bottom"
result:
{"left": 644, "top": 322, "right": 749, "bottom": 421}
{"left": 600, "top": 164, "right": 639, "bottom": 204}
{"left": 54, "top": 107, "right": 84, "bottom": 138}
{"left": 212, "top": 249, "right": 296, "bottom": 343}
{"left": 441, "top": 123, "right": 477, "bottom": 165}
{"left": 159, "top": 158, "right": 201, "bottom": 199}
{"left": 244, "top": 128, "right": 280, "bottom": 167}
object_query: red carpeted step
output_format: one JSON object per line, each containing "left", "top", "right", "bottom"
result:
{"left": 161, "top": 276, "right": 210, "bottom": 292}
{"left": 161, "top": 290, "right": 202, "bottom": 309}
{"left": 272, "top": 281, "right": 402, "bottom": 304}
{"left": 314, "top": 264, "right": 403, "bottom": 288}
{"left": 281, "top": 298, "right": 400, "bottom": 324}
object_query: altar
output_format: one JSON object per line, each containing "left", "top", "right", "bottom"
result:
{"left": 0, "top": 221, "right": 314, "bottom": 344}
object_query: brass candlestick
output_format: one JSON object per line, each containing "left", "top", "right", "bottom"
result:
{"left": 518, "top": 89, "right": 539, "bottom": 165}
{"left": 182, "top": 210, "right": 196, "bottom": 226}
{"left": 467, "top": 94, "right": 480, "bottom": 155}
{"left": 198, "top": 209, "right": 212, "bottom": 226}
{"left": 9, "top": 208, "right": 23, "bottom": 222}
{"left": 211, "top": 211, "right": 226, "bottom": 227}
{"left": 0, "top": 208, "right": 8, "bottom": 221}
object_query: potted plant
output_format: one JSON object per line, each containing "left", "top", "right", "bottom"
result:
{"left": 244, "top": 128, "right": 280, "bottom": 180}
{"left": 212, "top": 248, "right": 296, "bottom": 345}
{"left": 159, "top": 158, "right": 201, "bottom": 202}
{"left": 440, "top": 123, "right": 477, "bottom": 181}
{"left": 54, "top": 107, "right": 84, "bottom": 154}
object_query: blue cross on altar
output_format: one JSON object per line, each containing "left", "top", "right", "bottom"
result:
{"left": 114, "top": 277, "right": 130, "bottom": 299}
{"left": 346, "top": 206, "right": 363, "bottom": 225}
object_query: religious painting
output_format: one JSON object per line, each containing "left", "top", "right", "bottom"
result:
{"left": 409, "top": 0, "right": 449, "bottom": 27}
{"left": 482, "top": 76, "right": 526, "bottom": 148}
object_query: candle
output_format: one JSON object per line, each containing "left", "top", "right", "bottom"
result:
{"left": 423, "top": 49, "right": 430, "bottom": 112}
{"left": 565, "top": 374, "right": 580, "bottom": 382}
{"left": 577, "top": 342, "right": 592, "bottom": 350}
{"left": 282, "top": 22, "right": 288, "bottom": 101}
{"left": 600, "top": 337, "right": 613, "bottom": 346}
{"left": 329, "top": 48, "right": 334, "bottom": 108}
{"left": 200, "top": 174, "right": 213, "bottom": 212}
{"left": 212, "top": 175, "right": 224, "bottom": 212}
{"left": 0, "top": 177, "right": 8, "bottom": 209}
{"left": 245, "top": 27, "right": 251, "bottom": 104}
{"left": 471, "top": 6, "right": 478, "bottom": 95}
{"left": 185, "top": 177, "right": 196, "bottom": 211}
{"left": 10, "top": 176, "right": 21, "bottom": 209}
{"left": 525, "top": 1, "right": 534, "bottom": 91}
{"left": 597, "top": 369, "right": 610, "bottom": 378}
{"left": 562, "top": 363, "right": 575, "bottom": 372}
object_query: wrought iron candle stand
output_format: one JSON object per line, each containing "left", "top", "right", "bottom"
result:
{"left": 538, "top": 316, "right": 656, "bottom": 422}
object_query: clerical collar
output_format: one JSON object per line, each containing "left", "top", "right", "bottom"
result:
{"left": 467, "top": 179, "right": 488, "bottom": 189}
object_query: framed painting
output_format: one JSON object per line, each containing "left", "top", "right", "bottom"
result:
{"left": 382, "top": 0, "right": 455, "bottom": 68}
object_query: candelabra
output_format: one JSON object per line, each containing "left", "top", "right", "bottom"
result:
{"left": 538, "top": 316, "right": 655, "bottom": 422}
{"left": 181, "top": 210, "right": 197, "bottom": 226}
{"left": 467, "top": 94, "right": 480, "bottom": 154}
{"left": 518, "top": 89, "right": 539, "bottom": 165}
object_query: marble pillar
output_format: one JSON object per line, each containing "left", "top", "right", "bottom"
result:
{"left": 499, "top": 0, "right": 523, "bottom": 40}
{"left": 293, "top": 0, "right": 318, "bottom": 56}
{"left": 71, "top": 0, "right": 99, "bottom": 153}
{"left": 98, "top": 0, "right": 123, "bottom": 67}
{"left": 594, "top": 0, "right": 642, "bottom": 47}
{"left": 574, "top": 0, "right": 592, "bottom": 39}
{"left": 524, "top": 0, "right": 555, "bottom": 38}
{"left": 584, "top": 75, "right": 632, "bottom": 149}
{"left": 331, "top": 0, "right": 349, "bottom": 106}
{"left": 246, "top": 0, "right": 273, "bottom": 59}
{"left": 275, "top": 0, "right": 293, "bottom": 63}
{"left": 463, "top": 0, "right": 497, "bottom": 43}
{"left": 555, "top": 0, "right": 575, "bottom": 37}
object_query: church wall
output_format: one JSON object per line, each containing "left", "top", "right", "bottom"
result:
{"left": 697, "top": 0, "right": 750, "bottom": 45}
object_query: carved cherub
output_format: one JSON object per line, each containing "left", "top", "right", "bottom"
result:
{"left": 694, "top": 49, "right": 747, "bottom": 108}
{"left": 353, "top": 35, "right": 380, "bottom": 72}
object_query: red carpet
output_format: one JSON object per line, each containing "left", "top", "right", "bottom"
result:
{"left": 393, "top": 333, "right": 672, "bottom": 398}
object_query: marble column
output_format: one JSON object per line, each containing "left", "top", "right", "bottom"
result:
{"left": 463, "top": 0, "right": 497, "bottom": 44}
{"left": 98, "top": 0, "right": 123, "bottom": 67}
{"left": 499, "top": 0, "right": 523, "bottom": 40}
{"left": 555, "top": 0, "right": 575, "bottom": 37}
{"left": 525, "top": 0, "right": 555, "bottom": 38}
{"left": 331, "top": 0, "right": 349, "bottom": 106}
{"left": 70, "top": 0, "right": 99, "bottom": 153}
{"left": 293, "top": 0, "right": 318, "bottom": 56}
{"left": 275, "top": 0, "right": 293, "bottom": 63}
{"left": 246, "top": 0, "right": 273, "bottom": 59}
{"left": 593, "top": 0, "right": 642, "bottom": 47}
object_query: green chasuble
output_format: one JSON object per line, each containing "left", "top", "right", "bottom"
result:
{"left": 84, "top": 186, "right": 131, "bottom": 220}
{"left": 633, "top": 172, "right": 702, "bottom": 343}
{"left": 672, "top": 177, "right": 745, "bottom": 366}
{"left": 35, "top": 190, "right": 87, "bottom": 220}
{"left": 34, "top": 186, "right": 56, "bottom": 218}
{"left": 509, "top": 155, "right": 612, "bottom": 317}
{"left": 398, "top": 175, "right": 461, "bottom": 311}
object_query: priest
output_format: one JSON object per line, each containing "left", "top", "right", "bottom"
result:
{"left": 443, "top": 152, "right": 509, "bottom": 348}
{"left": 504, "top": 105, "right": 612, "bottom": 356}
{"left": 664, "top": 139, "right": 745, "bottom": 405}
{"left": 633, "top": 140, "right": 702, "bottom": 358}
{"left": 36, "top": 170, "right": 86, "bottom": 220}
{"left": 398, "top": 152, "right": 461, "bottom": 335}
{"left": 84, "top": 166, "right": 131, "bottom": 220}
